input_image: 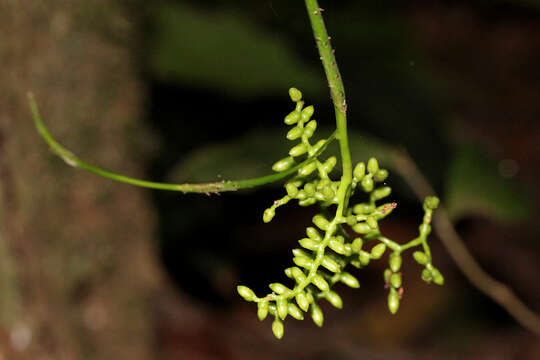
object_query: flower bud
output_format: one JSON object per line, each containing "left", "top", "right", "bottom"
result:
{"left": 284, "top": 111, "right": 300, "bottom": 125}
{"left": 387, "top": 288, "right": 400, "bottom": 314}
{"left": 312, "top": 274, "right": 330, "bottom": 292}
{"left": 351, "top": 238, "right": 363, "bottom": 252}
{"left": 299, "top": 238, "right": 320, "bottom": 251}
{"left": 359, "top": 251, "right": 371, "bottom": 266}
{"left": 421, "top": 268, "right": 432, "bottom": 282}
{"left": 312, "top": 214, "right": 329, "bottom": 230}
{"left": 310, "top": 303, "right": 324, "bottom": 327}
{"left": 289, "top": 87, "right": 302, "bottom": 102}
{"left": 340, "top": 272, "right": 360, "bottom": 288}
{"left": 286, "top": 126, "right": 303, "bottom": 140}
{"left": 258, "top": 300, "right": 269, "bottom": 321}
{"left": 298, "top": 161, "right": 317, "bottom": 177}
{"left": 263, "top": 208, "right": 275, "bottom": 223}
{"left": 389, "top": 253, "right": 402, "bottom": 272}
{"left": 413, "top": 251, "right": 429, "bottom": 265}
{"left": 311, "top": 139, "right": 326, "bottom": 154}
{"left": 371, "top": 186, "right": 392, "bottom": 201}
{"left": 293, "top": 256, "right": 313, "bottom": 269}
{"left": 296, "top": 292, "right": 310, "bottom": 312}
{"left": 277, "top": 298, "right": 288, "bottom": 320}
{"left": 328, "top": 239, "right": 346, "bottom": 255}
{"left": 366, "top": 216, "right": 378, "bottom": 230}
{"left": 288, "top": 303, "right": 304, "bottom": 320}
{"left": 367, "top": 157, "right": 379, "bottom": 175}
{"left": 306, "top": 227, "right": 322, "bottom": 241}
{"left": 325, "top": 291, "right": 343, "bottom": 309}
{"left": 352, "top": 222, "right": 371, "bottom": 234}
{"left": 353, "top": 203, "right": 374, "bottom": 215}
{"left": 304, "top": 182, "right": 316, "bottom": 196}
{"left": 270, "top": 283, "right": 290, "bottom": 295}
{"left": 301, "top": 105, "right": 314, "bottom": 122}
{"left": 272, "top": 317, "right": 284, "bottom": 339}
{"left": 374, "top": 169, "right": 389, "bottom": 182}
{"left": 425, "top": 196, "right": 440, "bottom": 210}
{"left": 289, "top": 143, "right": 308, "bottom": 157}
{"left": 431, "top": 268, "right": 444, "bottom": 285}
{"left": 272, "top": 156, "right": 295, "bottom": 172}
{"left": 361, "top": 176, "right": 374, "bottom": 192}
{"left": 322, "top": 156, "right": 337, "bottom": 173}
{"left": 353, "top": 162, "right": 365, "bottom": 181}
{"left": 321, "top": 256, "right": 340, "bottom": 273}
{"left": 237, "top": 285, "right": 256, "bottom": 301}
{"left": 370, "top": 243, "right": 386, "bottom": 259}
{"left": 390, "top": 273, "right": 402, "bottom": 289}
{"left": 304, "top": 120, "right": 317, "bottom": 138}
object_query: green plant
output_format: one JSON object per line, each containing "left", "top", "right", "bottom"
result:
{"left": 28, "top": 0, "right": 444, "bottom": 339}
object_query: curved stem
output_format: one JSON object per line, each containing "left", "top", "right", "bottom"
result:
{"left": 305, "top": 0, "right": 352, "bottom": 217}
{"left": 28, "top": 92, "right": 335, "bottom": 194}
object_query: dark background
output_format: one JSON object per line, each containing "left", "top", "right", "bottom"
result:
{"left": 1, "top": 0, "right": 539, "bottom": 359}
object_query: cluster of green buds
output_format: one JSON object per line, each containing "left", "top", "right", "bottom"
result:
{"left": 237, "top": 88, "right": 443, "bottom": 339}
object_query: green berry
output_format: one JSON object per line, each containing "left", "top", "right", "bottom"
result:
{"left": 272, "top": 317, "right": 284, "bottom": 339}
{"left": 272, "top": 156, "right": 295, "bottom": 172}
{"left": 389, "top": 253, "right": 402, "bottom": 272}
{"left": 237, "top": 285, "right": 257, "bottom": 301}
{"left": 289, "top": 87, "right": 302, "bottom": 102}
{"left": 353, "top": 162, "right": 365, "bottom": 181}
{"left": 390, "top": 273, "right": 402, "bottom": 289}
{"left": 258, "top": 300, "right": 269, "bottom": 321}
{"left": 288, "top": 303, "right": 304, "bottom": 320}
{"left": 367, "top": 157, "right": 379, "bottom": 175}
{"left": 340, "top": 272, "right": 360, "bottom": 288}
{"left": 325, "top": 291, "right": 343, "bottom": 309}
{"left": 413, "top": 251, "right": 429, "bottom": 265}
{"left": 310, "top": 303, "right": 324, "bottom": 327}
{"left": 286, "top": 126, "right": 303, "bottom": 140}
{"left": 370, "top": 243, "right": 386, "bottom": 259}
{"left": 289, "top": 143, "right": 308, "bottom": 157}
{"left": 387, "top": 288, "right": 400, "bottom": 314}
{"left": 284, "top": 111, "right": 300, "bottom": 125}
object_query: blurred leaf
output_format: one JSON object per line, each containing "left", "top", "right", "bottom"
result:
{"left": 149, "top": 3, "right": 324, "bottom": 99}
{"left": 444, "top": 146, "right": 530, "bottom": 223}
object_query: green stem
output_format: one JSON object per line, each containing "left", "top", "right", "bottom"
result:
{"left": 28, "top": 92, "right": 335, "bottom": 194}
{"left": 305, "top": 0, "right": 352, "bottom": 217}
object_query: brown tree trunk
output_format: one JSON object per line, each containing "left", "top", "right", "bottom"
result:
{"left": 0, "top": 1, "right": 162, "bottom": 359}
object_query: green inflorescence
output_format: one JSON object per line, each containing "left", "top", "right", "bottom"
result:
{"left": 237, "top": 88, "right": 443, "bottom": 339}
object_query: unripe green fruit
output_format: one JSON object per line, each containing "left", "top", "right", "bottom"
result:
{"left": 374, "top": 169, "right": 389, "bottom": 182}
{"left": 390, "top": 273, "right": 402, "bottom": 289}
{"left": 313, "top": 214, "right": 329, "bottom": 230}
{"left": 237, "top": 285, "right": 256, "bottom": 301}
{"left": 389, "top": 253, "right": 402, "bottom": 272}
{"left": 298, "top": 161, "right": 317, "bottom": 176}
{"left": 361, "top": 176, "right": 374, "bottom": 192}
{"left": 272, "top": 317, "right": 284, "bottom": 339}
{"left": 258, "top": 300, "right": 269, "bottom": 321}
{"left": 288, "top": 303, "right": 304, "bottom": 320}
{"left": 413, "top": 251, "right": 429, "bottom": 265}
{"left": 325, "top": 291, "right": 343, "bottom": 309}
{"left": 272, "top": 156, "right": 295, "bottom": 172}
{"left": 289, "top": 87, "right": 302, "bottom": 102}
{"left": 286, "top": 126, "right": 303, "bottom": 140}
{"left": 289, "top": 143, "right": 308, "bottom": 157}
{"left": 353, "top": 162, "right": 365, "bottom": 181}
{"left": 277, "top": 299, "right": 288, "bottom": 320}
{"left": 313, "top": 274, "right": 330, "bottom": 292}
{"left": 284, "top": 111, "right": 300, "bottom": 125}
{"left": 370, "top": 243, "right": 386, "bottom": 259}
{"left": 367, "top": 157, "right": 379, "bottom": 175}
{"left": 263, "top": 208, "right": 275, "bottom": 223}
{"left": 340, "top": 272, "right": 360, "bottom": 288}
{"left": 310, "top": 303, "right": 324, "bottom": 327}
{"left": 387, "top": 288, "right": 400, "bottom": 314}
{"left": 372, "top": 186, "right": 392, "bottom": 201}
{"left": 301, "top": 105, "right": 314, "bottom": 121}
